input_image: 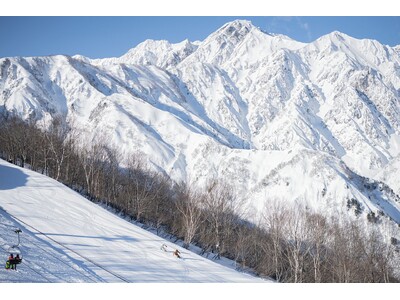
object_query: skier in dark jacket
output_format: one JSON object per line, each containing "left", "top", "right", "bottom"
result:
{"left": 173, "top": 249, "right": 181, "bottom": 258}
{"left": 14, "top": 254, "right": 21, "bottom": 270}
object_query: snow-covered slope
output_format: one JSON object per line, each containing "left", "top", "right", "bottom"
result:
{"left": 0, "top": 159, "right": 265, "bottom": 282}
{"left": 1, "top": 19, "right": 400, "bottom": 233}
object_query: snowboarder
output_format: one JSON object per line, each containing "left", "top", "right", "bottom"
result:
{"left": 173, "top": 249, "right": 181, "bottom": 259}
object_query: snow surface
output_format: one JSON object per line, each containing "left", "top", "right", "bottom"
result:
{"left": 0, "top": 159, "right": 267, "bottom": 283}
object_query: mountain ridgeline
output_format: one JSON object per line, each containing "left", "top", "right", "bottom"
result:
{"left": 1, "top": 20, "right": 400, "bottom": 281}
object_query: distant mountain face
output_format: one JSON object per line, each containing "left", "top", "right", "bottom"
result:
{"left": 1, "top": 20, "right": 400, "bottom": 233}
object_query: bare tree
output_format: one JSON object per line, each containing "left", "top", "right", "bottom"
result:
{"left": 360, "top": 227, "right": 397, "bottom": 282}
{"left": 101, "top": 146, "right": 123, "bottom": 206}
{"left": 198, "top": 179, "right": 242, "bottom": 258}
{"left": 261, "top": 201, "right": 289, "bottom": 282}
{"left": 44, "top": 117, "right": 74, "bottom": 181}
{"left": 0, "top": 116, "right": 32, "bottom": 167}
{"left": 231, "top": 223, "right": 254, "bottom": 270}
{"left": 174, "top": 185, "right": 204, "bottom": 248}
{"left": 304, "top": 211, "right": 329, "bottom": 282}
{"left": 124, "top": 154, "right": 171, "bottom": 225}
{"left": 78, "top": 141, "right": 108, "bottom": 197}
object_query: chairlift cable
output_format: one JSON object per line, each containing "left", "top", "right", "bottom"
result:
{"left": 1, "top": 239, "right": 90, "bottom": 283}
{"left": 27, "top": 239, "right": 99, "bottom": 283}
{"left": 7, "top": 212, "right": 130, "bottom": 283}
{"left": 17, "top": 259, "right": 53, "bottom": 283}
{"left": 1, "top": 229, "right": 98, "bottom": 282}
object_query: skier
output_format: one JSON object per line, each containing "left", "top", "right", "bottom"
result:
{"left": 161, "top": 244, "right": 168, "bottom": 252}
{"left": 173, "top": 249, "right": 181, "bottom": 259}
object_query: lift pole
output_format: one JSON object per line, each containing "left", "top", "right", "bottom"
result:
{"left": 13, "top": 228, "right": 22, "bottom": 248}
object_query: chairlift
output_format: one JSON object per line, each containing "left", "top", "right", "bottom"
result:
{"left": 12, "top": 228, "right": 22, "bottom": 248}
{"left": 5, "top": 229, "right": 23, "bottom": 269}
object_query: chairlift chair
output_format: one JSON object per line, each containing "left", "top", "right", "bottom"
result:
{"left": 5, "top": 229, "right": 23, "bottom": 269}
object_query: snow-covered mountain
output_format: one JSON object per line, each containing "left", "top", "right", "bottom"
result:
{"left": 0, "top": 159, "right": 265, "bottom": 282}
{"left": 1, "top": 19, "right": 400, "bottom": 237}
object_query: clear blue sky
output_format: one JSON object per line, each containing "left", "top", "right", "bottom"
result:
{"left": 1, "top": 16, "right": 399, "bottom": 59}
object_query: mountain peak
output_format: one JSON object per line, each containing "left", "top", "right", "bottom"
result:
{"left": 217, "top": 19, "right": 254, "bottom": 37}
{"left": 113, "top": 38, "right": 198, "bottom": 68}
{"left": 222, "top": 19, "right": 253, "bottom": 29}
{"left": 317, "top": 30, "right": 350, "bottom": 44}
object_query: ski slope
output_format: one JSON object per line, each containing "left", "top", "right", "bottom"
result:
{"left": 0, "top": 159, "right": 266, "bottom": 283}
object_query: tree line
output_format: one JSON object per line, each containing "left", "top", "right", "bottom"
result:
{"left": 0, "top": 114, "right": 399, "bottom": 282}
